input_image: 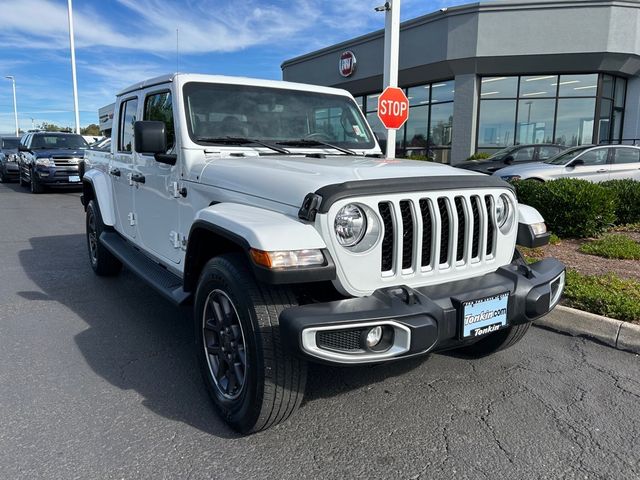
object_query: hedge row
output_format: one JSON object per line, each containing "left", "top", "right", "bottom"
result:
{"left": 513, "top": 178, "right": 640, "bottom": 238}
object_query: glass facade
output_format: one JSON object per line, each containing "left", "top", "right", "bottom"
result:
{"left": 355, "top": 79, "right": 454, "bottom": 162}
{"left": 477, "top": 74, "right": 626, "bottom": 153}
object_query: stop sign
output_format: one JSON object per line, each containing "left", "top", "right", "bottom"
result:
{"left": 377, "top": 87, "right": 409, "bottom": 130}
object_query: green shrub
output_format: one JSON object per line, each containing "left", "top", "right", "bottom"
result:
{"left": 513, "top": 178, "right": 617, "bottom": 238}
{"left": 578, "top": 233, "right": 640, "bottom": 260}
{"left": 466, "top": 152, "right": 492, "bottom": 161}
{"left": 600, "top": 179, "right": 640, "bottom": 225}
{"left": 563, "top": 270, "right": 640, "bottom": 322}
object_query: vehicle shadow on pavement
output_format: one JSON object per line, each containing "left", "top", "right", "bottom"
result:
{"left": 18, "top": 233, "right": 428, "bottom": 437}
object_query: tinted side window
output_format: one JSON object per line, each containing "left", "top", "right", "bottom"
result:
{"left": 512, "top": 147, "right": 534, "bottom": 161}
{"left": 144, "top": 91, "right": 175, "bottom": 151}
{"left": 578, "top": 149, "right": 609, "bottom": 166}
{"left": 613, "top": 148, "right": 640, "bottom": 164}
{"left": 118, "top": 98, "right": 138, "bottom": 153}
{"left": 538, "top": 146, "right": 561, "bottom": 160}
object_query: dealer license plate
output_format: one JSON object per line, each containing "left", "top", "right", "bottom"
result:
{"left": 461, "top": 293, "right": 509, "bottom": 338}
{"left": 69, "top": 175, "right": 81, "bottom": 183}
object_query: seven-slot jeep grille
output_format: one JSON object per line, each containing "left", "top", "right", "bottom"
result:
{"left": 377, "top": 194, "right": 498, "bottom": 275}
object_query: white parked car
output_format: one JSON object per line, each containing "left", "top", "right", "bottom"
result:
{"left": 81, "top": 73, "right": 565, "bottom": 433}
{"left": 495, "top": 145, "right": 640, "bottom": 182}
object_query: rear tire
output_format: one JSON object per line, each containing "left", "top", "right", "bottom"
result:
{"left": 86, "top": 199, "right": 122, "bottom": 276}
{"left": 194, "top": 253, "right": 307, "bottom": 434}
{"left": 456, "top": 323, "right": 531, "bottom": 358}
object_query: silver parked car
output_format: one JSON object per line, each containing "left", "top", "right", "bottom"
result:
{"left": 495, "top": 145, "right": 640, "bottom": 183}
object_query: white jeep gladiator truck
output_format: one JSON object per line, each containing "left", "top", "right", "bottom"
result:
{"left": 82, "top": 73, "right": 565, "bottom": 433}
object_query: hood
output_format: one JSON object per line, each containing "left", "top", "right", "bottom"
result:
{"left": 33, "top": 148, "right": 85, "bottom": 158}
{"left": 493, "top": 161, "right": 562, "bottom": 177}
{"left": 199, "top": 155, "right": 481, "bottom": 208}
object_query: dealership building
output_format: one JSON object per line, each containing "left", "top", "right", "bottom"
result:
{"left": 281, "top": 0, "right": 640, "bottom": 164}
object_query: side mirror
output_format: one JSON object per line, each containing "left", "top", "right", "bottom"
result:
{"left": 134, "top": 121, "right": 176, "bottom": 165}
{"left": 134, "top": 120, "right": 166, "bottom": 155}
{"left": 18, "top": 145, "right": 29, "bottom": 152}
{"left": 569, "top": 158, "right": 584, "bottom": 167}
{"left": 503, "top": 155, "right": 514, "bottom": 165}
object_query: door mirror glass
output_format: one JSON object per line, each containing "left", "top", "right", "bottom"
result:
{"left": 569, "top": 158, "right": 584, "bottom": 167}
{"left": 503, "top": 155, "right": 514, "bottom": 165}
{"left": 134, "top": 121, "right": 167, "bottom": 155}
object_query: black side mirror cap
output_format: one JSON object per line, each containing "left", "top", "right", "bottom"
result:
{"left": 504, "top": 155, "right": 514, "bottom": 165}
{"left": 569, "top": 159, "right": 584, "bottom": 167}
{"left": 18, "top": 145, "right": 29, "bottom": 152}
{"left": 134, "top": 120, "right": 167, "bottom": 156}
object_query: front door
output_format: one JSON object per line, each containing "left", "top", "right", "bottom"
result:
{"left": 111, "top": 97, "right": 138, "bottom": 240}
{"left": 565, "top": 147, "right": 611, "bottom": 183}
{"left": 133, "top": 89, "right": 182, "bottom": 264}
{"left": 609, "top": 147, "right": 640, "bottom": 181}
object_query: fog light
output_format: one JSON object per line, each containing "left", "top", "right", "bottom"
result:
{"left": 365, "top": 326, "right": 383, "bottom": 348}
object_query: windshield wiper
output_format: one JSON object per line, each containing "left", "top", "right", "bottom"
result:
{"left": 195, "top": 136, "right": 290, "bottom": 155}
{"left": 276, "top": 139, "right": 357, "bottom": 156}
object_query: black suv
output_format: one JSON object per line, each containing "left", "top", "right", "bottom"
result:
{"left": 457, "top": 144, "right": 565, "bottom": 174}
{"left": 18, "top": 132, "right": 88, "bottom": 193}
{"left": 0, "top": 136, "right": 21, "bottom": 183}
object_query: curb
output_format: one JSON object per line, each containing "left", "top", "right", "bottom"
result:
{"left": 534, "top": 305, "right": 640, "bottom": 355}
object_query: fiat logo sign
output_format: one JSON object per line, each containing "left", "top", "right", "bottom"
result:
{"left": 339, "top": 51, "right": 357, "bottom": 77}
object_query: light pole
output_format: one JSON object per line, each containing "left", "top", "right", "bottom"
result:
{"left": 5, "top": 76, "right": 18, "bottom": 136}
{"left": 67, "top": 0, "right": 80, "bottom": 134}
{"left": 377, "top": 0, "right": 401, "bottom": 159}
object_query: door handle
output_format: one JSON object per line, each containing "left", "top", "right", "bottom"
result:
{"left": 596, "top": 169, "right": 608, "bottom": 173}
{"left": 131, "top": 173, "right": 146, "bottom": 184}
{"left": 110, "top": 168, "right": 121, "bottom": 177}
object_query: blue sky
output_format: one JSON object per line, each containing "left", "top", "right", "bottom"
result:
{"left": 0, "top": 0, "right": 457, "bottom": 133}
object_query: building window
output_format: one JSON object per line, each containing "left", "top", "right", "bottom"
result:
{"left": 477, "top": 73, "right": 626, "bottom": 153}
{"left": 362, "top": 79, "right": 455, "bottom": 162}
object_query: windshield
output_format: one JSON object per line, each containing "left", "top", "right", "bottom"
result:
{"left": 545, "top": 146, "right": 591, "bottom": 165}
{"left": 488, "top": 146, "right": 518, "bottom": 159}
{"left": 183, "top": 82, "right": 375, "bottom": 150}
{"left": 2, "top": 138, "right": 19, "bottom": 149}
{"left": 30, "top": 134, "right": 88, "bottom": 150}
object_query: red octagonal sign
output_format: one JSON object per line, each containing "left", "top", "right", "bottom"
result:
{"left": 377, "top": 87, "right": 410, "bottom": 130}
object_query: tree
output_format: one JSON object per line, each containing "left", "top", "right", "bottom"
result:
{"left": 81, "top": 124, "right": 101, "bottom": 136}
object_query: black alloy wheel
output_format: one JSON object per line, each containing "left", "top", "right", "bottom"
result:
{"left": 202, "top": 289, "right": 247, "bottom": 400}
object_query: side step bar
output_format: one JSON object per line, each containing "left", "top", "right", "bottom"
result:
{"left": 100, "top": 231, "right": 191, "bottom": 305}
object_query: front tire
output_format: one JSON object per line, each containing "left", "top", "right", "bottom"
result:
{"left": 194, "top": 254, "right": 307, "bottom": 434}
{"left": 456, "top": 323, "right": 531, "bottom": 358}
{"left": 30, "top": 168, "right": 44, "bottom": 194}
{"left": 86, "top": 199, "right": 122, "bottom": 276}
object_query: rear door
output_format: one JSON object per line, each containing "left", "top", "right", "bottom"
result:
{"left": 536, "top": 145, "right": 562, "bottom": 162}
{"left": 565, "top": 147, "right": 611, "bottom": 182}
{"left": 609, "top": 147, "right": 640, "bottom": 181}
{"left": 111, "top": 96, "right": 139, "bottom": 240}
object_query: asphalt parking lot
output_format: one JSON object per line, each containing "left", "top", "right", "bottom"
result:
{"left": 0, "top": 182, "right": 639, "bottom": 480}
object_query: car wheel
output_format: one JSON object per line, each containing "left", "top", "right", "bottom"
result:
{"left": 0, "top": 167, "right": 5, "bottom": 183}
{"left": 86, "top": 199, "right": 122, "bottom": 276}
{"left": 29, "top": 168, "right": 44, "bottom": 194}
{"left": 194, "top": 253, "right": 307, "bottom": 434}
{"left": 18, "top": 167, "right": 26, "bottom": 187}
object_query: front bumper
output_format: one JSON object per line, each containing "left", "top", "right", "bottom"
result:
{"left": 280, "top": 258, "right": 565, "bottom": 365}
{"left": 34, "top": 166, "right": 81, "bottom": 186}
{"left": 2, "top": 162, "right": 19, "bottom": 178}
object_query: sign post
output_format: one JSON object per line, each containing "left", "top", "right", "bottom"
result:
{"left": 382, "top": 0, "right": 401, "bottom": 159}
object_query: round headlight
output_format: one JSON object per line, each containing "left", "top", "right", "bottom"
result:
{"left": 334, "top": 204, "right": 367, "bottom": 247}
{"left": 495, "top": 194, "right": 510, "bottom": 227}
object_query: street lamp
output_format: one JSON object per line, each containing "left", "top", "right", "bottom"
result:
{"left": 67, "top": 0, "right": 80, "bottom": 134}
{"left": 5, "top": 76, "right": 18, "bottom": 136}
